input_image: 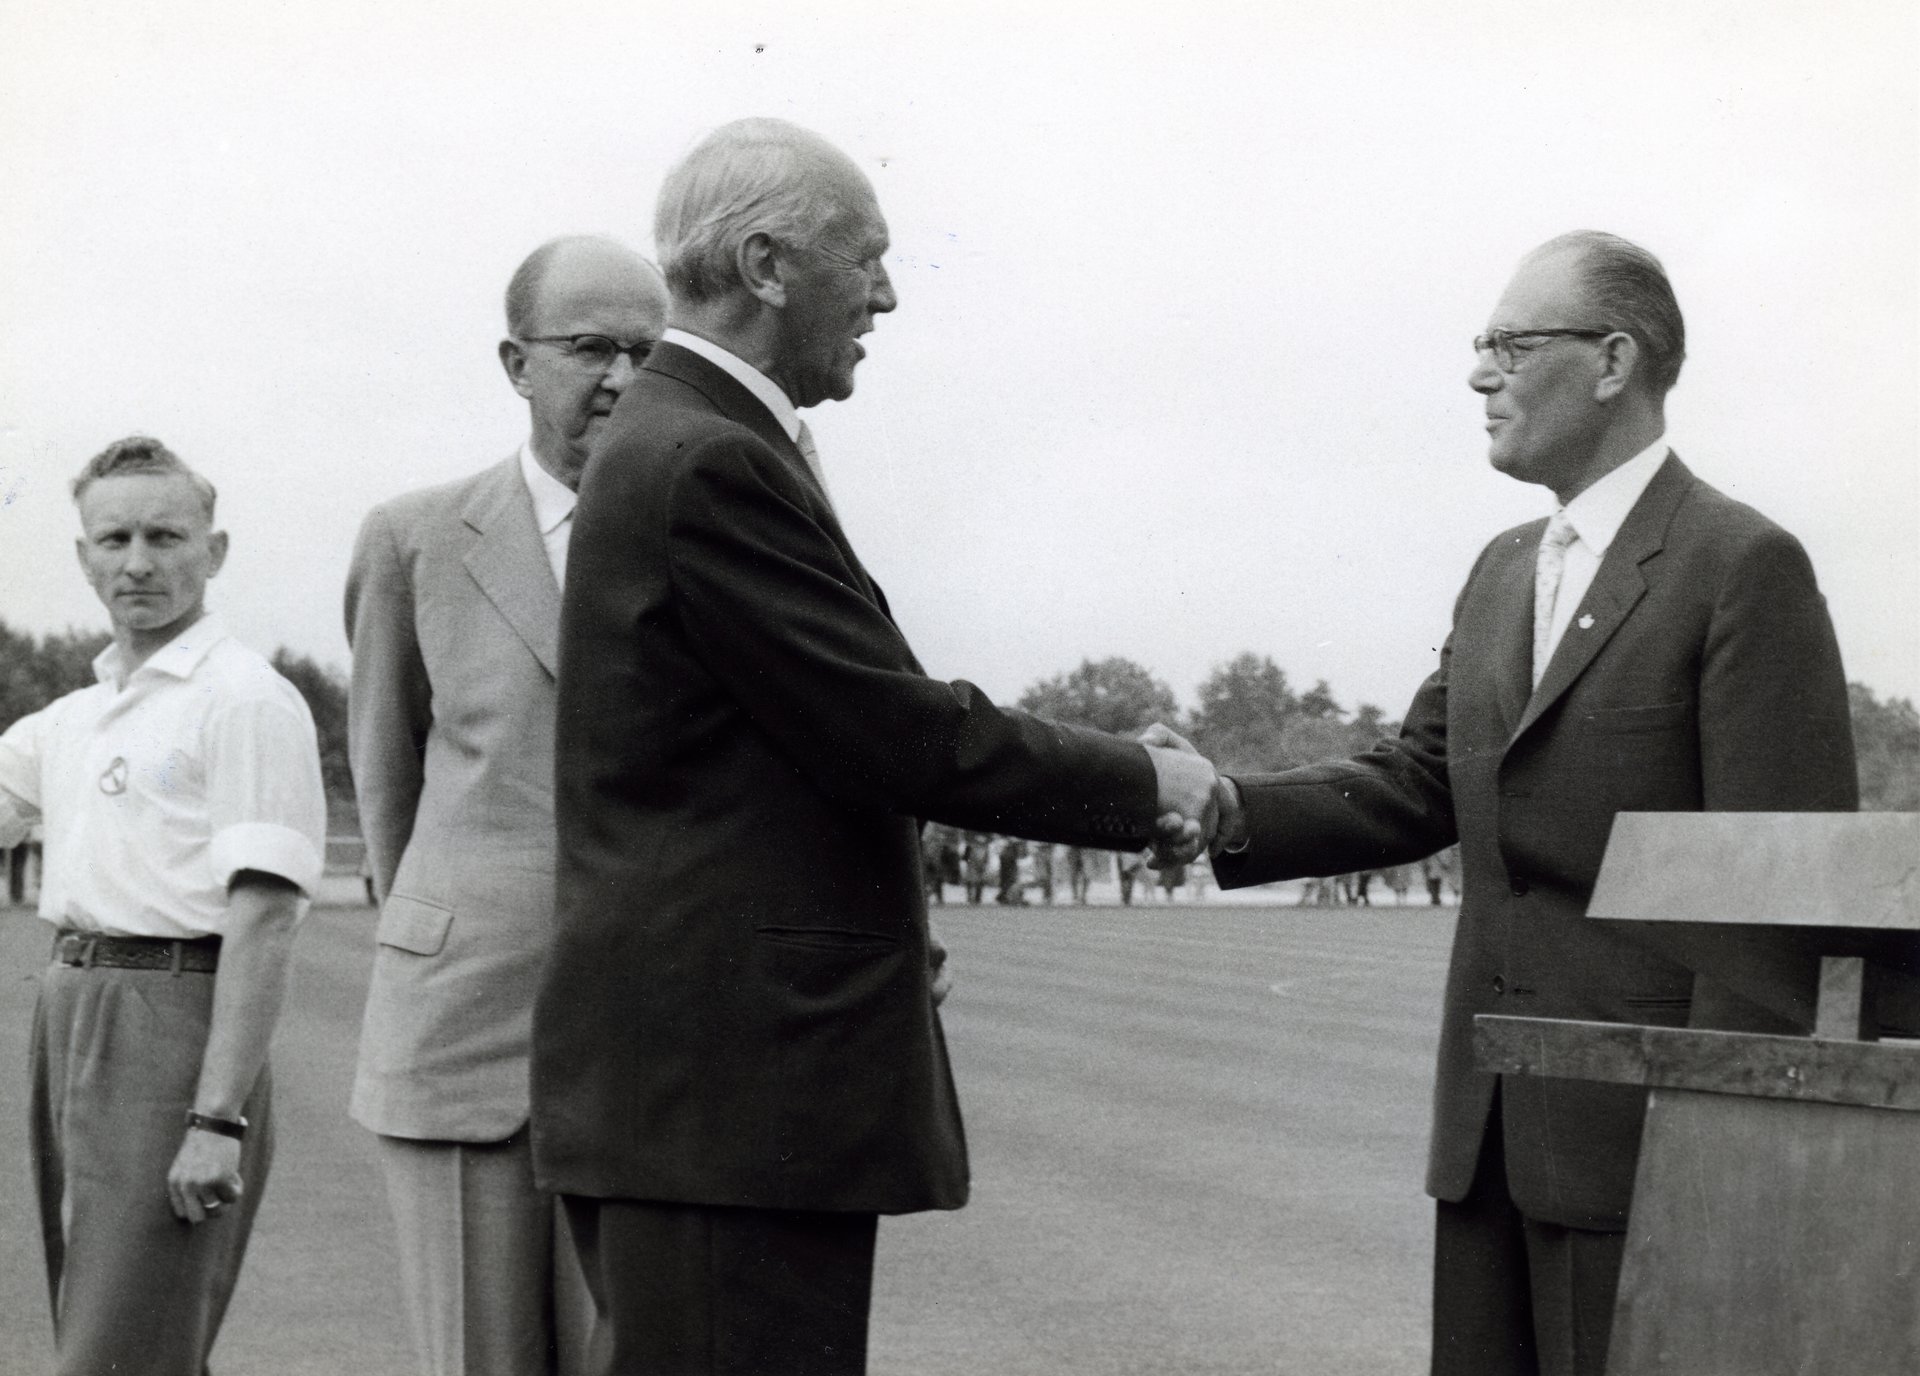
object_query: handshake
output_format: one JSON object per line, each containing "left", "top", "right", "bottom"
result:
{"left": 1137, "top": 724, "right": 1246, "bottom": 867}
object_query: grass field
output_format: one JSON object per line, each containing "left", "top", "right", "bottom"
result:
{"left": 0, "top": 897, "right": 1455, "bottom": 1374}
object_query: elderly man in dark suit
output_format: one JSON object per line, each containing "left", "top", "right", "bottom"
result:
{"left": 1191, "top": 231, "right": 1855, "bottom": 1376}
{"left": 346, "top": 236, "right": 667, "bottom": 1376}
{"left": 531, "top": 117, "right": 1216, "bottom": 1376}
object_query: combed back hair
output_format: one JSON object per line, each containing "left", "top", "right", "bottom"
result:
{"left": 654, "top": 118, "right": 867, "bottom": 303}
{"left": 503, "top": 235, "right": 648, "bottom": 338}
{"left": 71, "top": 435, "right": 217, "bottom": 520}
{"left": 1536, "top": 230, "right": 1687, "bottom": 395}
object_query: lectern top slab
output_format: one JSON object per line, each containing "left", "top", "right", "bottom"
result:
{"left": 1588, "top": 812, "right": 1919, "bottom": 930}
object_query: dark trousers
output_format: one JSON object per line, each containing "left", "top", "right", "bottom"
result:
{"left": 1432, "top": 1103, "right": 1626, "bottom": 1376}
{"left": 562, "top": 1196, "right": 877, "bottom": 1376}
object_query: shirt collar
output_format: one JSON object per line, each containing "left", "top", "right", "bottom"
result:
{"left": 1558, "top": 437, "right": 1671, "bottom": 556}
{"left": 518, "top": 442, "right": 578, "bottom": 535}
{"left": 661, "top": 328, "right": 803, "bottom": 443}
{"left": 94, "top": 612, "right": 229, "bottom": 689}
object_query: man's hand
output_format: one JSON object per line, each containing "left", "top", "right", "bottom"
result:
{"left": 167, "top": 1127, "right": 244, "bottom": 1225}
{"left": 1140, "top": 723, "right": 1250, "bottom": 858}
{"left": 928, "top": 926, "right": 953, "bottom": 1007}
{"left": 1210, "top": 775, "right": 1248, "bottom": 855}
{"left": 1140, "top": 723, "right": 1219, "bottom": 867}
{"left": 170, "top": 869, "right": 298, "bottom": 1226}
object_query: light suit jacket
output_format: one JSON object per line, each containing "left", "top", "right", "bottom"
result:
{"left": 1214, "top": 455, "right": 1857, "bottom": 1230}
{"left": 346, "top": 455, "right": 562, "bottom": 1140}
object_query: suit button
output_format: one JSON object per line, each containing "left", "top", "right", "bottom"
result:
{"left": 1493, "top": 976, "right": 1506, "bottom": 994}
{"left": 1510, "top": 878, "right": 1530, "bottom": 897}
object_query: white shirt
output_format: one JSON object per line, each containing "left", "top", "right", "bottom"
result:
{"left": 0, "top": 615, "right": 327, "bottom": 938}
{"left": 519, "top": 442, "right": 578, "bottom": 588}
{"left": 1540, "top": 439, "right": 1672, "bottom": 664}
{"left": 662, "top": 328, "right": 802, "bottom": 443}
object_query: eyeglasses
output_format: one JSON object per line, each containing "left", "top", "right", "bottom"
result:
{"left": 518, "top": 334, "right": 656, "bottom": 372}
{"left": 1472, "top": 327, "right": 1614, "bottom": 373}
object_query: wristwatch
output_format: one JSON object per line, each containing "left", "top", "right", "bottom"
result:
{"left": 184, "top": 1110, "right": 249, "bottom": 1140}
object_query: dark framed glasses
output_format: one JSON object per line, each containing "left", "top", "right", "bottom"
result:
{"left": 1472, "top": 327, "right": 1614, "bottom": 373}
{"left": 519, "top": 334, "right": 655, "bottom": 372}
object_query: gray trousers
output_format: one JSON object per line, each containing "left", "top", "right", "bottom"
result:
{"left": 30, "top": 957, "right": 274, "bottom": 1376}
{"left": 377, "top": 1131, "right": 593, "bottom": 1376}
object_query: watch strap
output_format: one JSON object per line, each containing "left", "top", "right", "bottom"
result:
{"left": 184, "top": 1110, "right": 248, "bottom": 1140}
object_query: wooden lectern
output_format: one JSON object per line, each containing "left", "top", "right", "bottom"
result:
{"left": 1475, "top": 812, "right": 1920, "bottom": 1375}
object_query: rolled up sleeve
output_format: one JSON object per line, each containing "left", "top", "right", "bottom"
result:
{"left": 204, "top": 690, "right": 328, "bottom": 898}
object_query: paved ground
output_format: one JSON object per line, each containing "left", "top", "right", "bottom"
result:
{"left": 0, "top": 895, "right": 1454, "bottom": 1374}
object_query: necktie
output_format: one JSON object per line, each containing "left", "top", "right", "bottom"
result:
{"left": 795, "top": 421, "right": 833, "bottom": 509}
{"left": 1532, "top": 511, "right": 1577, "bottom": 688}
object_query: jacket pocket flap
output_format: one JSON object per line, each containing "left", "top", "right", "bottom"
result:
{"left": 755, "top": 925, "right": 900, "bottom": 954}
{"left": 1581, "top": 701, "right": 1692, "bottom": 734}
{"left": 377, "top": 894, "right": 454, "bottom": 956}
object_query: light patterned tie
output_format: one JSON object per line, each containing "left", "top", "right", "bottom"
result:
{"left": 795, "top": 421, "right": 833, "bottom": 509}
{"left": 1531, "top": 511, "right": 1578, "bottom": 688}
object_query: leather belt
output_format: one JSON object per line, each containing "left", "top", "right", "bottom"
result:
{"left": 52, "top": 930, "right": 221, "bottom": 974}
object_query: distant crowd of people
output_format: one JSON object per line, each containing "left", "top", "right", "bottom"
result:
{"left": 916, "top": 827, "right": 1462, "bottom": 909}
{"left": 919, "top": 827, "right": 1199, "bottom": 906}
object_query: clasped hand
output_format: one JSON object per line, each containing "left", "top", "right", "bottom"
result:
{"left": 1137, "top": 724, "right": 1245, "bottom": 868}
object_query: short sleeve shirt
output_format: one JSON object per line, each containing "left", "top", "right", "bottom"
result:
{"left": 0, "top": 615, "right": 327, "bottom": 937}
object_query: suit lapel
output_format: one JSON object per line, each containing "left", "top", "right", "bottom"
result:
{"left": 643, "top": 343, "right": 886, "bottom": 610}
{"left": 462, "top": 456, "right": 561, "bottom": 678}
{"left": 1510, "top": 453, "right": 1693, "bottom": 742}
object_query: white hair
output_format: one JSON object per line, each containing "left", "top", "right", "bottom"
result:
{"left": 654, "top": 118, "right": 868, "bottom": 303}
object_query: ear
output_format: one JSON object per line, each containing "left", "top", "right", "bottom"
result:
{"left": 499, "top": 338, "right": 534, "bottom": 400}
{"left": 737, "top": 231, "right": 788, "bottom": 309}
{"left": 1593, "top": 331, "right": 1641, "bottom": 403}
{"left": 74, "top": 535, "right": 88, "bottom": 573}
{"left": 207, "top": 529, "right": 230, "bottom": 578}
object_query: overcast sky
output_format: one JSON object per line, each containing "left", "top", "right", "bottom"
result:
{"left": 3, "top": 0, "right": 1915, "bottom": 720}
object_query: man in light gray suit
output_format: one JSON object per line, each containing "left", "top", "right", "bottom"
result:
{"left": 345, "top": 235, "right": 669, "bottom": 1376}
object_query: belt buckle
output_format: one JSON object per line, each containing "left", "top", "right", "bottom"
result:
{"left": 55, "top": 932, "right": 92, "bottom": 967}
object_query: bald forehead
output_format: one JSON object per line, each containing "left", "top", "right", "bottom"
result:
{"left": 527, "top": 242, "right": 668, "bottom": 329}
{"left": 1525, "top": 242, "right": 1596, "bottom": 294}
{"left": 1493, "top": 244, "right": 1594, "bottom": 325}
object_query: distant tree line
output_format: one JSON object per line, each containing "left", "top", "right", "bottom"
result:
{"left": 1851, "top": 683, "right": 1920, "bottom": 811}
{"left": 3, "top": 621, "right": 1918, "bottom": 819}
{"left": 1018, "top": 653, "right": 1398, "bottom": 775}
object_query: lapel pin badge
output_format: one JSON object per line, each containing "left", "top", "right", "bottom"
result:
{"left": 98, "top": 757, "right": 129, "bottom": 795}
{"left": 1577, "top": 613, "right": 1595, "bottom": 630}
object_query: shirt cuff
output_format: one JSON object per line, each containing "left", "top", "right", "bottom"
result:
{"left": 210, "top": 822, "right": 324, "bottom": 898}
{"left": 1218, "top": 777, "right": 1250, "bottom": 853}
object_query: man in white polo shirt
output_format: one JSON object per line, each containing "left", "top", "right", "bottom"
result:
{"left": 0, "top": 435, "right": 326, "bottom": 1376}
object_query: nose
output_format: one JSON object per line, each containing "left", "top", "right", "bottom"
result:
{"left": 1468, "top": 351, "right": 1502, "bottom": 395}
{"left": 603, "top": 351, "right": 638, "bottom": 393}
{"left": 123, "top": 537, "right": 155, "bottom": 576}
{"left": 869, "top": 259, "right": 897, "bottom": 315}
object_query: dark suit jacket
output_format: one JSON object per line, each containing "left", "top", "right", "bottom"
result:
{"left": 531, "top": 342, "right": 1160, "bottom": 1215}
{"left": 1214, "top": 454, "right": 1857, "bottom": 1230}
